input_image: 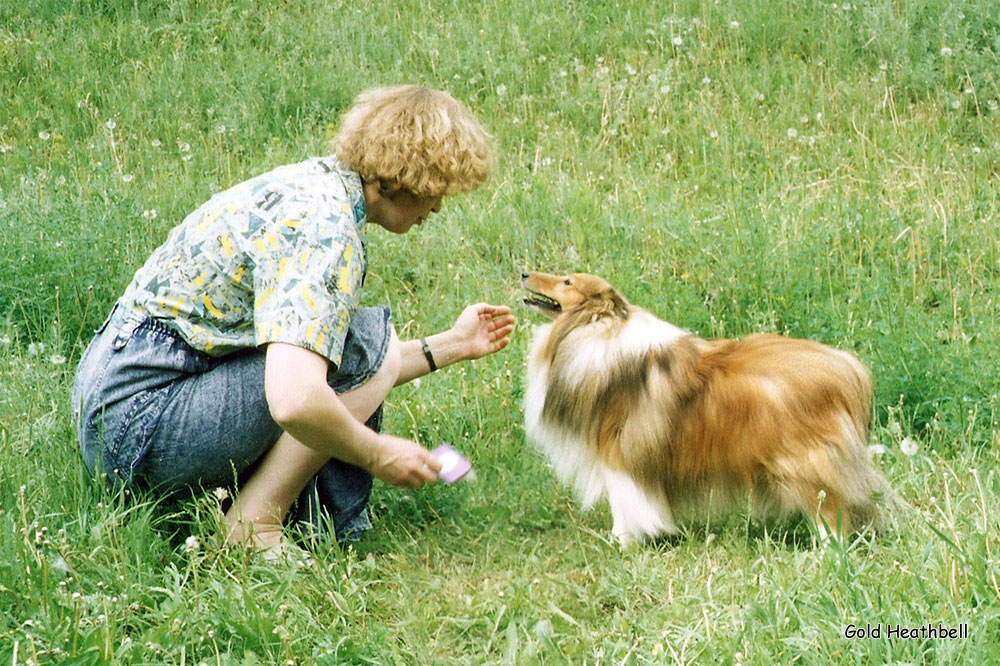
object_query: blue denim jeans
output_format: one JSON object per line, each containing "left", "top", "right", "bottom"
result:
{"left": 71, "top": 302, "right": 393, "bottom": 542}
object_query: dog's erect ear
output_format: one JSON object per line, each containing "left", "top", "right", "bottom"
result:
{"left": 609, "top": 288, "right": 630, "bottom": 319}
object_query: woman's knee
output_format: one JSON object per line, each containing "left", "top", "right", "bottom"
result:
{"left": 338, "top": 327, "right": 399, "bottom": 423}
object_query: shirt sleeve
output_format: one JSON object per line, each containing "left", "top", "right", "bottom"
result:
{"left": 250, "top": 190, "right": 366, "bottom": 367}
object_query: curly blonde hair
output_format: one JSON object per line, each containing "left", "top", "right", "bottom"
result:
{"left": 334, "top": 85, "right": 494, "bottom": 198}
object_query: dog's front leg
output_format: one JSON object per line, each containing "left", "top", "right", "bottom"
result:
{"left": 602, "top": 467, "right": 679, "bottom": 545}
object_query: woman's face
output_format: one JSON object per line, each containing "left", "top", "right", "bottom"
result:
{"left": 365, "top": 183, "right": 443, "bottom": 234}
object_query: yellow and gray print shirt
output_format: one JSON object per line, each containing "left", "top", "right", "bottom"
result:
{"left": 121, "top": 156, "right": 368, "bottom": 366}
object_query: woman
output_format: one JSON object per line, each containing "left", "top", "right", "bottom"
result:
{"left": 72, "top": 85, "right": 515, "bottom": 549}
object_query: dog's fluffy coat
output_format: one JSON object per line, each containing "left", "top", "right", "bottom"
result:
{"left": 522, "top": 272, "right": 897, "bottom": 544}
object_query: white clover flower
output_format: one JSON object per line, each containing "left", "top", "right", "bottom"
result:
{"left": 940, "top": 46, "right": 953, "bottom": 57}
{"left": 900, "top": 437, "right": 918, "bottom": 456}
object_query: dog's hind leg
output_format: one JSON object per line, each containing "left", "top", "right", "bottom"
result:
{"left": 603, "top": 467, "right": 679, "bottom": 545}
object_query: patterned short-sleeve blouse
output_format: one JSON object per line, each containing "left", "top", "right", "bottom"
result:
{"left": 120, "top": 156, "right": 368, "bottom": 366}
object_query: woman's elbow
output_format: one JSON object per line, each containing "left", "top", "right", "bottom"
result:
{"left": 265, "top": 382, "right": 315, "bottom": 430}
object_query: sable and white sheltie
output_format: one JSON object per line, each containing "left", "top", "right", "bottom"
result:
{"left": 522, "top": 271, "right": 899, "bottom": 545}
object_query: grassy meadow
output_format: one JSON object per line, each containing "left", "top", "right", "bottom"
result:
{"left": 2, "top": 0, "right": 999, "bottom": 663}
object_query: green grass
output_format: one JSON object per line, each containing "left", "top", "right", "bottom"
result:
{"left": 2, "top": 0, "right": 999, "bottom": 663}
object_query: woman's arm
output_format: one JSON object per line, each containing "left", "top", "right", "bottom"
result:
{"left": 264, "top": 342, "right": 441, "bottom": 487}
{"left": 396, "top": 303, "right": 516, "bottom": 385}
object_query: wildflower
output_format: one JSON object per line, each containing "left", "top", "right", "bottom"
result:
{"left": 151, "top": 139, "right": 163, "bottom": 148}
{"left": 940, "top": 46, "right": 953, "bottom": 57}
{"left": 142, "top": 209, "right": 157, "bottom": 219}
{"left": 709, "top": 130, "right": 719, "bottom": 139}
{"left": 730, "top": 21, "right": 740, "bottom": 29}
{"left": 787, "top": 128, "right": 798, "bottom": 139}
{"left": 660, "top": 84, "right": 672, "bottom": 94}
{"left": 212, "top": 487, "right": 229, "bottom": 501}
{"left": 0, "top": 144, "right": 12, "bottom": 153}
{"left": 702, "top": 76, "right": 711, "bottom": 85}
{"left": 122, "top": 174, "right": 134, "bottom": 183}
{"left": 869, "top": 444, "right": 886, "bottom": 458}
{"left": 184, "top": 535, "right": 200, "bottom": 554}
{"left": 951, "top": 100, "right": 961, "bottom": 110}
{"left": 39, "top": 131, "right": 51, "bottom": 141}
{"left": 672, "top": 36, "right": 683, "bottom": 47}
{"left": 0, "top": 336, "right": 10, "bottom": 345}
{"left": 49, "top": 354, "right": 66, "bottom": 365}
{"left": 817, "top": 489, "right": 827, "bottom": 501}
{"left": 28, "top": 342, "right": 45, "bottom": 356}
{"left": 496, "top": 84, "right": 506, "bottom": 97}
{"left": 900, "top": 437, "right": 918, "bottom": 456}
{"left": 106, "top": 119, "right": 117, "bottom": 131}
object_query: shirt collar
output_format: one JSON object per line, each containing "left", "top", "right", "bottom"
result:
{"left": 339, "top": 163, "right": 366, "bottom": 230}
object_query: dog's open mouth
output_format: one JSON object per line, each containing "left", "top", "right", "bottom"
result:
{"left": 523, "top": 291, "right": 562, "bottom": 313}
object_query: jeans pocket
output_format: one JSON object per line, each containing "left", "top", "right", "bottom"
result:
{"left": 104, "top": 384, "right": 171, "bottom": 485}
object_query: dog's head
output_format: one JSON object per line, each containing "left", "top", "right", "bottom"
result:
{"left": 521, "top": 271, "right": 630, "bottom": 321}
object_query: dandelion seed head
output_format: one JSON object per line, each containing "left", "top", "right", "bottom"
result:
{"left": 106, "top": 119, "right": 117, "bottom": 130}
{"left": 38, "top": 131, "right": 51, "bottom": 141}
{"left": 184, "top": 535, "right": 200, "bottom": 554}
{"left": 900, "top": 437, "right": 918, "bottom": 456}
{"left": 121, "top": 174, "right": 134, "bottom": 183}
{"left": 730, "top": 21, "right": 740, "bottom": 29}
{"left": 940, "top": 46, "right": 953, "bottom": 57}
{"left": 49, "top": 354, "right": 66, "bottom": 365}
{"left": 672, "top": 36, "right": 683, "bottom": 46}
{"left": 787, "top": 128, "right": 798, "bottom": 139}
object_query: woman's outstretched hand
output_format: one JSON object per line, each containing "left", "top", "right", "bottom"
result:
{"left": 452, "top": 303, "right": 516, "bottom": 360}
